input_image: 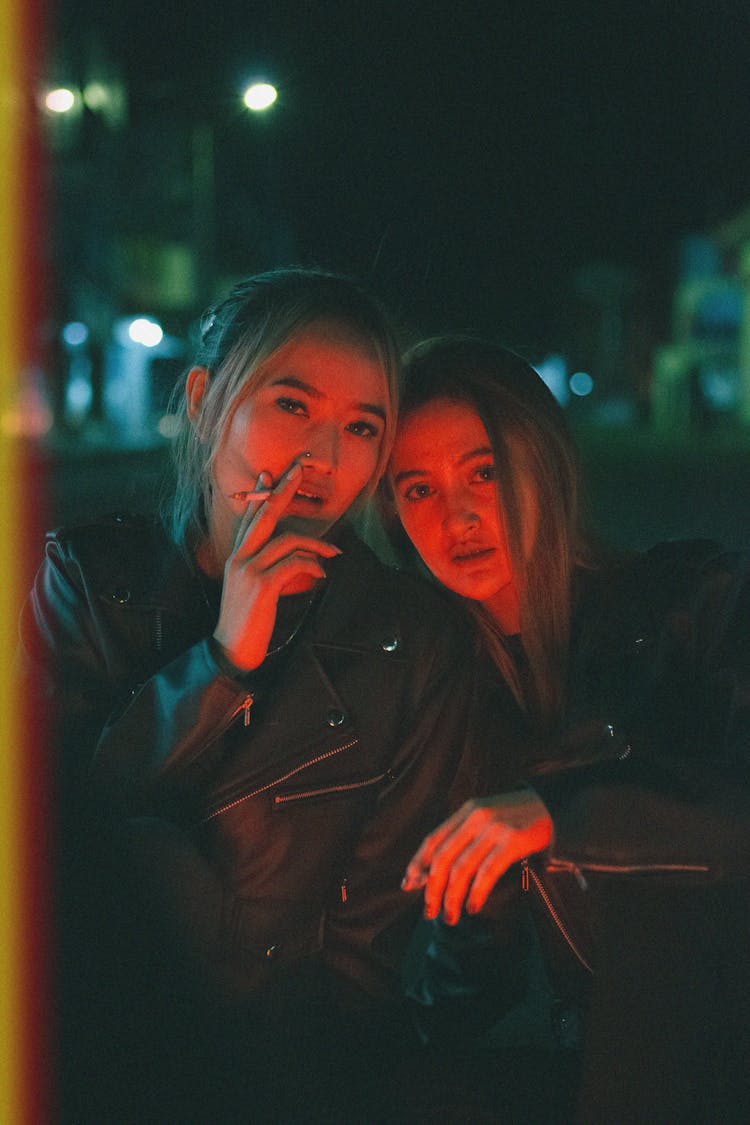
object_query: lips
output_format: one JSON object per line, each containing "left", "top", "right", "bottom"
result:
{"left": 449, "top": 544, "right": 496, "bottom": 565}
{"left": 292, "top": 482, "right": 329, "bottom": 506}
{"left": 289, "top": 473, "right": 334, "bottom": 508}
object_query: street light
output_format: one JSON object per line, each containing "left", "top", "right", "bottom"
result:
{"left": 242, "top": 82, "right": 278, "bottom": 112}
{"left": 42, "top": 87, "right": 78, "bottom": 114}
{"left": 193, "top": 81, "right": 280, "bottom": 303}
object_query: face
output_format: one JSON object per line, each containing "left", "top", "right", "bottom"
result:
{"left": 196, "top": 328, "right": 389, "bottom": 564}
{"left": 390, "top": 398, "right": 518, "bottom": 616}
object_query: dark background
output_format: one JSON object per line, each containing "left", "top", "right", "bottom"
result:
{"left": 50, "top": 0, "right": 750, "bottom": 337}
{"left": 42, "top": 0, "right": 750, "bottom": 547}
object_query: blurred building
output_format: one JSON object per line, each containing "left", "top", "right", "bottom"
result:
{"left": 652, "top": 213, "right": 750, "bottom": 434}
{"left": 41, "top": 26, "right": 296, "bottom": 448}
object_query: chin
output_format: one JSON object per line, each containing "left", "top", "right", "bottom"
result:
{"left": 277, "top": 512, "right": 337, "bottom": 538}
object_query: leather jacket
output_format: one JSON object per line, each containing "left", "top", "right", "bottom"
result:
{"left": 534, "top": 539, "right": 750, "bottom": 873}
{"left": 514, "top": 539, "right": 750, "bottom": 999}
{"left": 21, "top": 513, "right": 487, "bottom": 1004}
{"left": 404, "top": 539, "right": 750, "bottom": 1048}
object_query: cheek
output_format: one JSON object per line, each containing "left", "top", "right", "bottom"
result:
{"left": 344, "top": 439, "right": 382, "bottom": 493}
{"left": 396, "top": 505, "right": 438, "bottom": 557}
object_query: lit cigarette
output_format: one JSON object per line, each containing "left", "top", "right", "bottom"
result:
{"left": 228, "top": 489, "right": 273, "bottom": 502}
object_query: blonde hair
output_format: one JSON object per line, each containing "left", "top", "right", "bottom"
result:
{"left": 164, "top": 268, "right": 401, "bottom": 552}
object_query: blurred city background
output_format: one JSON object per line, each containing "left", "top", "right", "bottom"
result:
{"left": 17, "top": 2, "right": 750, "bottom": 550}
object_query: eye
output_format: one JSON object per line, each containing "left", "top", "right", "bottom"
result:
{"left": 346, "top": 419, "right": 380, "bottom": 439}
{"left": 471, "top": 463, "right": 496, "bottom": 483}
{"left": 275, "top": 396, "right": 308, "bottom": 416}
{"left": 402, "top": 482, "right": 434, "bottom": 502}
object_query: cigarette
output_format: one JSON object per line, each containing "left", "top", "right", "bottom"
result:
{"left": 228, "top": 489, "right": 273, "bottom": 502}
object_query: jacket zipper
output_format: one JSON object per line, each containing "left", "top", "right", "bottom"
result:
{"left": 546, "top": 858, "right": 712, "bottom": 879}
{"left": 237, "top": 693, "right": 254, "bottom": 727}
{"left": 202, "top": 737, "right": 360, "bottom": 823}
{"left": 273, "top": 769, "right": 390, "bottom": 805}
{"left": 521, "top": 858, "right": 593, "bottom": 973}
{"left": 523, "top": 854, "right": 713, "bottom": 976}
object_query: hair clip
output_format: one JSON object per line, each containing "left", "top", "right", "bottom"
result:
{"left": 201, "top": 311, "right": 217, "bottom": 342}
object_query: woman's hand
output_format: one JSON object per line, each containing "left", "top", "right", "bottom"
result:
{"left": 402, "top": 790, "right": 553, "bottom": 925}
{"left": 213, "top": 461, "right": 341, "bottom": 671}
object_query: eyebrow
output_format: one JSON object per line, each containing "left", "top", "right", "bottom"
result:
{"left": 393, "top": 446, "right": 493, "bottom": 486}
{"left": 270, "top": 376, "right": 387, "bottom": 423}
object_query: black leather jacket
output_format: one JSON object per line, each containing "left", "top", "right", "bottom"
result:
{"left": 480, "top": 537, "right": 750, "bottom": 1027}
{"left": 391, "top": 529, "right": 750, "bottom": 1125}
{"left": 21, "top": 514, "right": 488, "bottom": 1004}
{"left": 534, "top": 539, "right": 750, "bottom": 878}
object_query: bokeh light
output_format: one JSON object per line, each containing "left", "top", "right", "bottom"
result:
{"left": 242, "top": 82, "right": 278, "bottom": 111}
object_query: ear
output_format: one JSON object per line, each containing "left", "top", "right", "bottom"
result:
{"left": 185, "top": 366, "right": 209, "bottom": 422}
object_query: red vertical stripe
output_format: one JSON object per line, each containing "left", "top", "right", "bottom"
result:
{"left": 18, "top": 0, "right": 51, "bottom": 1120}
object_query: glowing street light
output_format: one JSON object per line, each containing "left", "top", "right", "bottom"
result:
{"left": 242, "top": 82, "right": 278, "bottom": 112}
{"left": 126, "top": 317, "right": 164, "bottom": 348}
{"left": 43, "top": 87, "right": 77, "bottom": 114}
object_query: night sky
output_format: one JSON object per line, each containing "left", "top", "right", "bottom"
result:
{"left": 56, "top": 0, "right": 750, "bottom": 346}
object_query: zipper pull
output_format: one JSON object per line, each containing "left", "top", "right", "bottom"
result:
{"left": 241, "top": 693, "right": 254, "bottom": 727}
{"left": 572, "top": 864, "right": 588, "bottom": 891}
{"left": 340, "top": 878, "right": 348, "bottom": 903}
{"left": 521, "top": 858, "right": 529, "bottom": 891}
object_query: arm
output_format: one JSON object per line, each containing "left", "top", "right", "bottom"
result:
{"left": 19, "top": 529, "right": 254, "bottom": 820}
{"left": 402, "top": 547, "right": 750, "bottom": 922}
{"left": 22, "top": 468, "right": 344, "bottom": 817}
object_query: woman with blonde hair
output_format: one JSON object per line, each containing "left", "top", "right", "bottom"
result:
{"left": 21, "top": 274, "right": 489, "bottom": 1121}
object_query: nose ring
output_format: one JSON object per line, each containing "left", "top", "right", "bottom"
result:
{"left": 303, "top": 450, "right": 312, "bottom": 458}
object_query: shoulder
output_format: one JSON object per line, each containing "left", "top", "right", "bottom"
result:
{"left": 43, "top": 513, "right": 187, "bottom": 605}
{"left": 580, "top": 538, "right": 741, "bottom": 602}
{"left": 48, "top": 510, "right": 165, "bottom": 552}
{"left": 625, "top": 538, "right": 747, "bottom": 610}
{"left": 322, "top": 527, "right": 476, "bottom": 656}
{"left": 574, "top": 537, "right": 749, "bottom": 654}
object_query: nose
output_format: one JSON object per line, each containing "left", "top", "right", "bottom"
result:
{"left": 442, "top": 487, "right": 480, "bottom": 535}
{"left": 302, "top": 422, "right": 339, "bottom": 471}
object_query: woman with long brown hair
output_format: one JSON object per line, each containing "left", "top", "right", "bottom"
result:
{"left": 385, "top": 335, "right": 750, "bottom": 1122}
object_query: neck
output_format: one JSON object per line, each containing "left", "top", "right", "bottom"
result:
{"left": 482, "top": 585, "right": 521, "bottom": 636}
{"left": 195, "top": 537, "right": 223, "bottom": 580}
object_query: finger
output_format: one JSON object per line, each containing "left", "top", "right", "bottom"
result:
{"left": 421, "top": 821, "right": 489, "bottom": 919}
{"left": 246, "top": 533, "right": 342, "bottom": 571}
{"left": 254, "top": 553, "right": 329, "bottom": 597}
{"left": 401, "top": 806, "right": 472, "bottom": 889}
{"left": 228, "top": 470, "right": 274, "bottom": 504}
{"left": 440, "top": 829, "right": 512, "bottom": 924}
{"left": 465, "top": 840, "right": 518, "bottom": 916}
{"left": 232, "top": 462, "right": 304, "bottom": 555}
{"left": 462, "top": 809, "right": 553, "bottom": 916}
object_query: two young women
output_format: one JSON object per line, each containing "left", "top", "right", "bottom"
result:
{"left": 386, "top": 337, "right": 750, "bottom": 1123}
{"left": 24, "top": 268, "right": 748, "bottom": 1120}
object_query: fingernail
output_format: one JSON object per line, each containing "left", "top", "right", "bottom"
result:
{"left": 286, "top": 462, "right": 302, "bottom": 480}
{"left": 257, "top": 471, "right": 272, "bottom": 488}
{"left": 400, "top": 876, "right": 412, "bottom": 890}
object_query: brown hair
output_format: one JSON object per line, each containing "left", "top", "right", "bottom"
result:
{"left": 382, "top": 335, "right": 599, "bottom": 729}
